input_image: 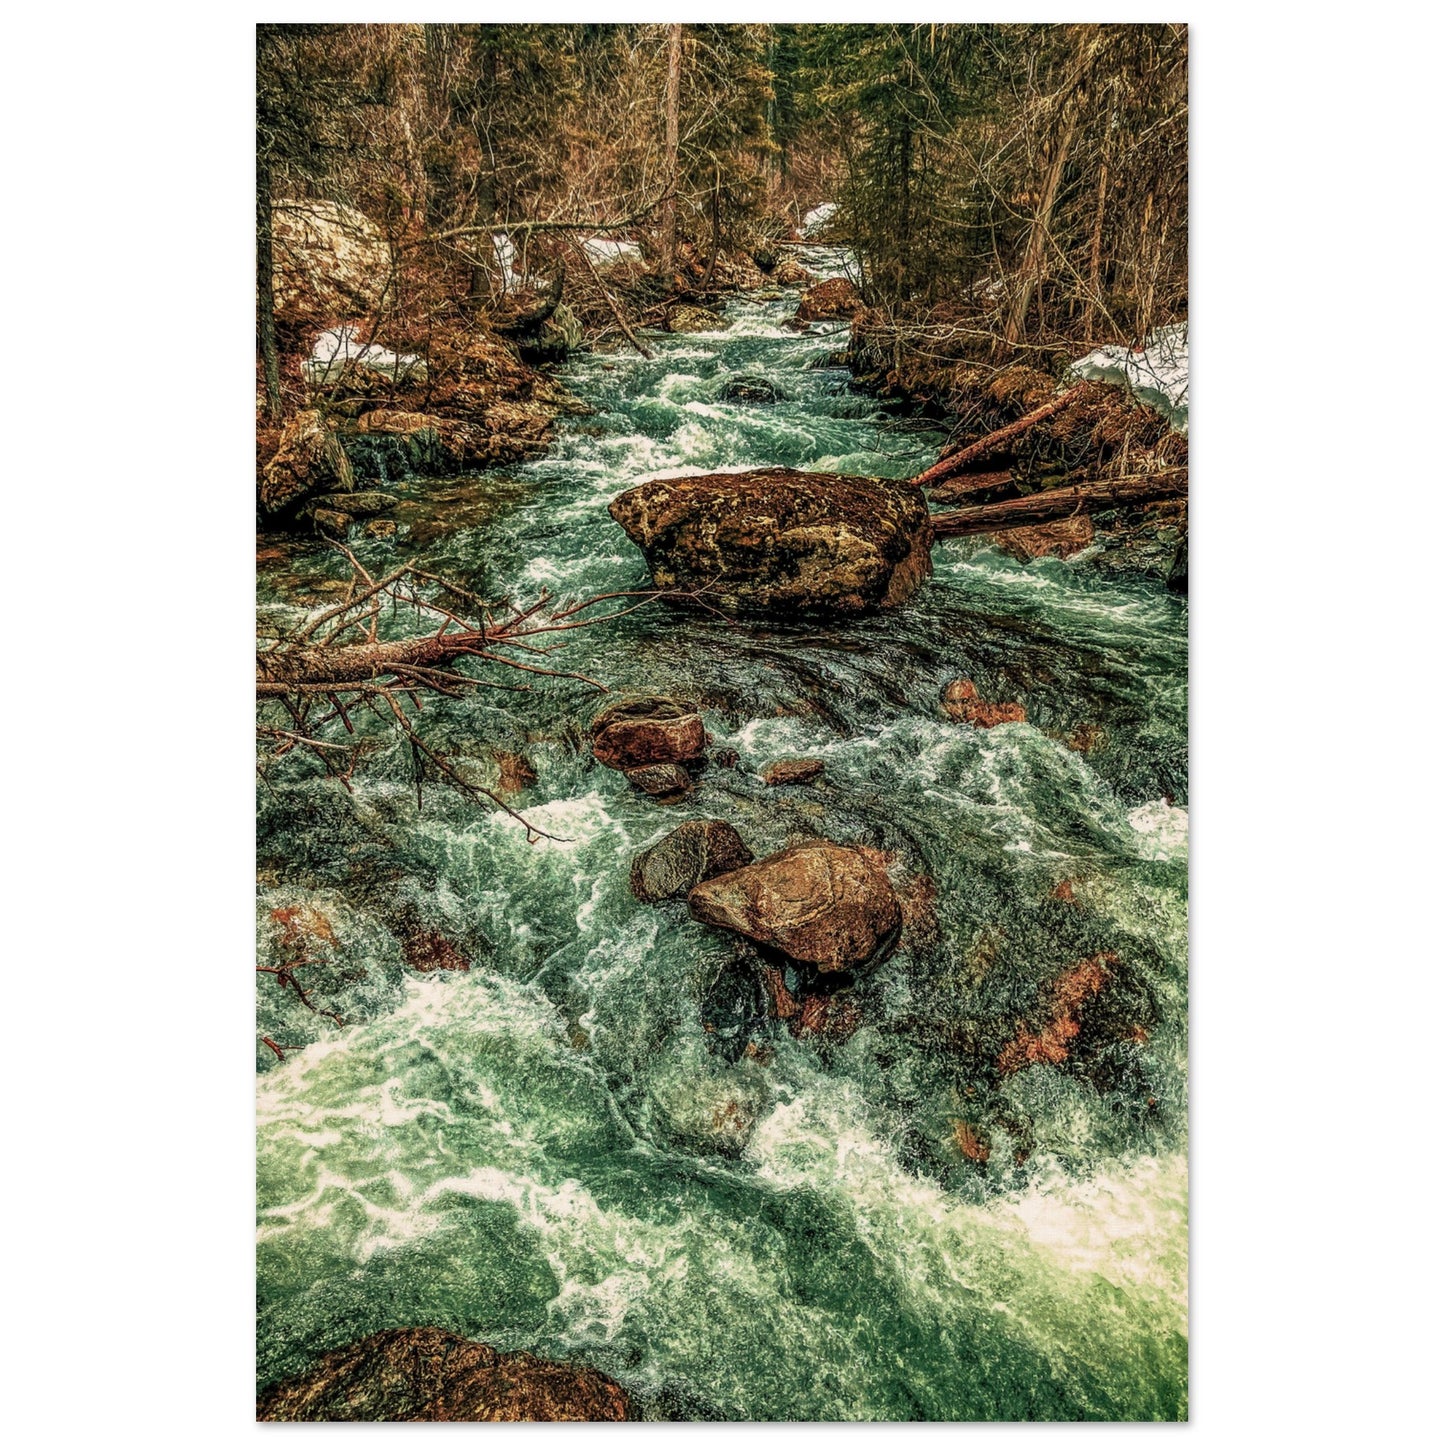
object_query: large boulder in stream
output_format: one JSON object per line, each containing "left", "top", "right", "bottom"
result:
{"left": 795, "top": 277, "right": 865, "bottom": 323}
{"left": 609, "top": 468, "right": 933, "bottom": 617}
{"left": 257, "top": 1328, "right": 632, "bottom": 1422}
{"left": 688, "top": 839, "right": 902, "bottom": 972}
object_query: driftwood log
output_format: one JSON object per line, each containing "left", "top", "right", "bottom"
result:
{"left": 930, "top": 471, "right": 1187, "bottom": 537}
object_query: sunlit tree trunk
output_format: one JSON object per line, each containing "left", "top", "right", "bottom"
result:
{"left": 1004, "top": 110, "right": 1078, "bottom": 346}
{"left": 257, "top": 156, "right": 283, "bottom": 423}
{"left": 661, "top": 23, "right": 682, "bottom": 279}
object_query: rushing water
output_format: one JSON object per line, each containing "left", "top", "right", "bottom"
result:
{"left": 256, "top": 255, "right": 1188, "bottom": 1421}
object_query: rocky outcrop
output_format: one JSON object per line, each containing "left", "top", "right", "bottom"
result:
{"left": 630, "top": 820, "right": 755, "bottom": 903}
{"left": 590, "top": 697, "right": 707, "bottom": 771}
{"left": 260, "top": 409, "right": 353, "bottom": 514}
{"left": 795, "top": 278, "right": 865, "bottom": 323}
{"left": 271, "top": 200, "right": 392, "bottom": 325}
{"left": 761, "top": 758, "right": 826, "bottom": 787}
{"left": 609, "top": 468, "right": 933, "bottom": 617}
{"left": 665, "top": 303, "right": 722, "bottom": 333}
{"left": 688, "top": 839, "right": 902, "bottom": 971}
{"left": 256, "top": 1328, "right": 632, "bottom": 1422}
{"left": 941, "top": 678, "right": 1026, "bottom": 728}
{"left": 771, "top": 257, "right": 815, "bottom": 287}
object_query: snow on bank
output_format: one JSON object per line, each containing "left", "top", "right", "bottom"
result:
{"left": 303, "top": 326, "right": 426, "bottom": 385}
{"left": 580, "top": 237, "right": 643, "bottom": 267}
{"left": 1071, "top": 323, "right": 1189, "bottom": 435}
{"left": 801, "top": 202, "right": 838, "bottom": 238}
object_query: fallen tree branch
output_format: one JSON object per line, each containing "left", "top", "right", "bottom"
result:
{"left": 568, "top": 237, "right": 653, "bottom": 359}
{"left": 910, "top": 383, "right": 1088, "bottom": 489}
{"left": 930, "top": 469, "right": 1187, "bottom": 537}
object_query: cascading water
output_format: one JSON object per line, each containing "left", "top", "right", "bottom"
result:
{"left": 257, "top": 253, "right": 1188, "bottom": 1421}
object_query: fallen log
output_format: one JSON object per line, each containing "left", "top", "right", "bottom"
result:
{"left": 930, "top": 470, "right": 1187, "bottom": 538}
{"left": 910, "top": 383, "right": 1087, "bottom": 489}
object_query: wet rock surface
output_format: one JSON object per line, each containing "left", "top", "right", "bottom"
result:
{"left": 688, "top": 839, "right": 902, "bottom": 972}
{"left": 630, "top": 820, "right": 755, "bottom": 903}
{"left": 590, "top": 696, "right": 707, "bottom": 770}
{"left": 609, "top": 467, "right": 933, "bottom": 616}
{"left": 761, "top": 757, "right": 826, "bottom": 786}
{"left": 256, "top": 1327, "right": 632, "bottom": 1422}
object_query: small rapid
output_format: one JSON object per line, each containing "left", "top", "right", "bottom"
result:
{"left": 256, "top": 257, "right": 1188, "bottom": 1420}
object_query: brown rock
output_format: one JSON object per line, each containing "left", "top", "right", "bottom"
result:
{"left": 363, "top": 518, "right": 398, "bottom": 540}
{"left": 789, "top": 991, "right": 863, "bottom": 1042}
{"left": 994, "top": 516, "right": 1095, "bottom": 561}
{"left": 271, "top": 201, "right": 392, "bottom": 325}
{"left": 312, "top": 507, "right": 352, "bottom": 538}
{"left": 998, "top": 952, "right": 1116, "bottom": 1075}
{"left": 795, "top": 277, "right": 865, "bottom": 323}
{"left": 624, "top": 763, "right": 694, "bottom": 801}
{"left": 941, "top": 678, "right": 1026, "bottom": 728}
{"left": 402, "top": 932, "right": 471, "bottom": 973}
{"left": 493, "top": 750, "right": 537, "bottom": 796}
{"left": 590, "top": 697, "right": 706, "bottom": 771}
{"left": 771, "top": 256, "right": 815, "bottom": 287}
{"left": 609, "top": 467, "right": 933, "bottom": 617}
{"left": 260, "top": 409, "right": 353, "bottom": 514}
{"left": 952, "top": 1119, "right": 992, "bottom": 1164}
{"left": 761, "top": 757, "right": 826, "bottom": 787}
{"left": 665, "top": 303, "right": 722, "bottom": 333}
{"left": 256, "top": 1328, "right": 631, "bottom": 1422}
{"left": 688, "top": 839, "right": 902, "bottom": 972}
{"left": 712, "top": 748, "right": 741, "bottom": 770}
{"left": 629, "top": 819, "right": 755, "bottom": 903}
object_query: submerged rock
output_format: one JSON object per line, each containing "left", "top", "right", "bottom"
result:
{"left": 312, "top": 490, "right": 396, "bottom": 518}
{"left": 718, "top": 374, "right": 784, "bottom": 404}
{"left": 625, "top": 762, "right": 694, "bottom": 802}
{"left": 402, "top": 931, "right": 471, "bottom": 973}
{"left": 688, "top": 839, "right": 902, "bottom": 971}
{"left": 260, "top": 409, "right": 353, "bottom": 514}
{"left": 609, "top": 467, "right": 933, "bottom": 617}
{"left": 630, "top": 819, "right": 755, "bottom": 904}
{"left": 590, "top": 697, "right": 707, "bottom": 771}
{"left": 256, "top": 1328, "right": 632, "bottom": 1422}
{"left": 795, "top": 277, "right": 865, "bottom": 323}
{"left": 761, "top": 757, "right": 826, "bottom": 787}
{"left": 941, "top": 678, "right": 1027, "bottom": 728}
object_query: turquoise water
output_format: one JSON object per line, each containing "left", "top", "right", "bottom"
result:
{"left": 256, "top": 267, "right": 1188, "bottom": 1420}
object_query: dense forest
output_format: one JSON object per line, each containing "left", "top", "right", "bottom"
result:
{"left": 258, "top": 21, "right": 1186, "bottom": 420}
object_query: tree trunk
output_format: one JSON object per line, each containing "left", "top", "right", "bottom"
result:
{"left": 1084, "top": 144, "right": 1110, "bottom": 341}
{"left": 257, "top": 157, "right": 283, "bottom": 423}
{"left": 257, "top": 630, "right": 494, "bottom": 695}
{"left": 661, "top": 23, "right": 682, "bottom": 280}
{"left": 1003, "top": 111, "right": 1079, "bottom": 346}
{"left": 930, "top": 470, "right": 1187, "bottom": 538}
{"left": 909, "top": 384, "right": 1088, "bottom": 488}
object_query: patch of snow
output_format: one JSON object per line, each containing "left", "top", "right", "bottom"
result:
{"left": 491, "top": 231, "right": 518, "bottom": 291}
{"left": 581, "top": 237, "right": 643, "bottom": 267}
{"left": 801, "top": 202, "right": 838, "bottom": 238}
{"left": 1071, "top": 323, "right": 1189, "bottom": 434}
{"left": 304, "top": 325, "right": 426, "bottom": 386}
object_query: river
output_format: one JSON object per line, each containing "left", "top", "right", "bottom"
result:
{"left": 256, "top": 253, "right": 1189, "bottom": 1421}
